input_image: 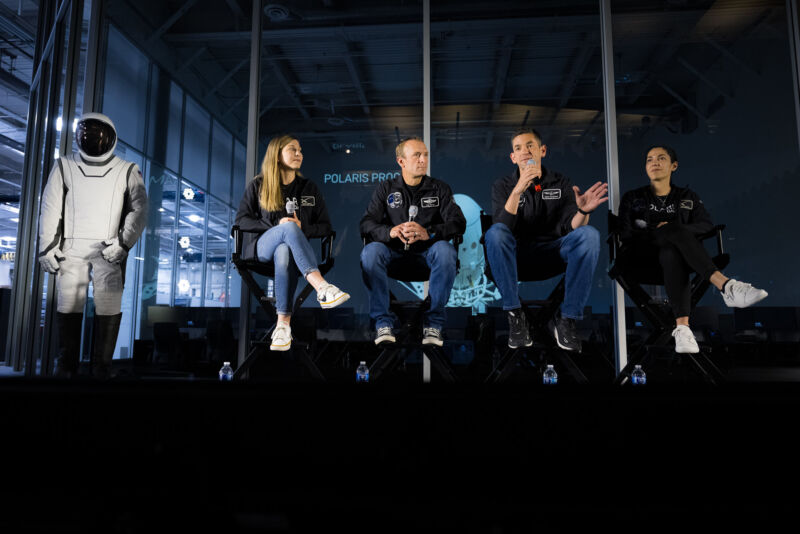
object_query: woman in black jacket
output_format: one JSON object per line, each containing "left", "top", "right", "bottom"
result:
{"left": 234, "top": 135, "right": 349, "bottom": 351}
{"left": 618, "top": 145, "right": 767, "bottom": 353}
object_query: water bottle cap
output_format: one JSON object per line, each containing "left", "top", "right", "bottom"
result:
{"left": 634, "top": 364, "right": 642, "bottom": 369}
{"left": 360, "top": 361, "right": 366, "bottom": 364}
{"left": 546, "top": 364, "right": 554, "bottom": 369}
{"left": 223, "top": 361, "right": 230, "bottom": 366}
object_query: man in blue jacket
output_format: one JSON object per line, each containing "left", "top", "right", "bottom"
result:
{"left": 485, "top": 128, "right": 608, "bottom": 352}
{"left": 360, "top": 137, "right": 466, "bottom": 346}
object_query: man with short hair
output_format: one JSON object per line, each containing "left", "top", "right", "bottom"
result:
{"left": 360, "top": 137, "right": 466, "bottom": 346}
{"left": 485, "top": 128, "right": 608, "bottom": 352}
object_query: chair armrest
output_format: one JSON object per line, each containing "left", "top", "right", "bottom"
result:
{"left": 231, "top": 225, "right": 242, "bottom": 260}
{"left": 697, "top": 224, "right": 726, "bottom": 256}
{"left": 319, "top": 231, "right": 336, "bottom": 274}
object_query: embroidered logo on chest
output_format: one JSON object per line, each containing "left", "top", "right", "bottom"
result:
{"left": 542, "top": 189, "right": 561, "bottom": 200}
{"left": 421, "top": 196, "right": 439, "bottom": 208}
{"left": 301, "top": 196, "right": 315, "bottom": 207}
{"left": 680, "top": 200, "right": 693, "bottom": 210}
{"left": 387, "top": 192, "right": 403, "bottom": 208}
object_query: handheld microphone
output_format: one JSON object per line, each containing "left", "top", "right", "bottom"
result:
{"left": 527, "top": 159, "right": 542, "bottom": 192}
{"left": 405, "top": 205, "right": 418, "bottom": 251}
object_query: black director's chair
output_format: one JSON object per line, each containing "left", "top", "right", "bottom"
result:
{"left": 231, "top": 225, "right": 336, "bottom": 381}
{"left": 607, "top": 213, "right": 728, "bottom": 385}
{"left": 365, "top": 235, "right": 463, "bottom": 383}
{"left": 479, "top": 211, "right": 592, "bottom": 384}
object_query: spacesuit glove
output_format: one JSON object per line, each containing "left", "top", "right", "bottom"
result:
{"left": 102, "top": 238, "right": 128, "bottom": 263}
{"left": 39, "top": 248, "right": 66, "bottom": 273}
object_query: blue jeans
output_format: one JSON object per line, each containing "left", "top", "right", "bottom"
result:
{"left": 485, "top": 223, "right": 600, "bottom": 319}
{"left": 360, "top": 241, "right": 458, "bottom": 330}
{"left": 256, "top": 223, "right": 319, "bottom": 315}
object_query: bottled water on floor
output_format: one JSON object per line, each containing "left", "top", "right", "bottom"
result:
{"left": 356, "top": 361, "right": 369, "bottom": 383}
{"left": 631, "top": 364, "right": 647, "bottom": 385}
{"left": 219, "top": 361, "right": 233, "bottom": 381}
{"left": 543, "top": 364, "right": 557, "bottom": 385}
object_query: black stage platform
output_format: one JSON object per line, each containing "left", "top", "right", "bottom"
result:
{"left": 1, "top": 379, "right": 799, "bottom": 532}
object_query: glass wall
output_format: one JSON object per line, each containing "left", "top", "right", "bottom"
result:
{"left": 612, "top": 0, "right": 800, "bottom": 309}
{"left": 100, "top": 24, "right": 245, "bottom": 356}
{"left": 430, "top": 1, "right": 607, "bottom": 314}
{"left": 252, "top": 1, "right": 424, "bottom": 332}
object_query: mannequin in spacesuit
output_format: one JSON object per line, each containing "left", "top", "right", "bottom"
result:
{"left": 38, "top": 112, "right": 148, "bottom": 379}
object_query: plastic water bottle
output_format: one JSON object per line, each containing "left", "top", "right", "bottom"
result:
{"left": 631, "top": 364, "right": 647, "bottom": 385}
{"left": 356, "top": 361, "right": 369, "bottom": 383}
{"left": 543, "top": 364, "right": 557, "bottom": 385}
{"left": 219, "top": 361, "right": 233, "bottom": 381}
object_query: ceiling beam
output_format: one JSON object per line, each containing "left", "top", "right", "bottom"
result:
{"left": 204, "top": 57, "right": 248, "bottom": 101}
{"left": 175, "top": 46, "right": 207, "bottom": 75}
{"left": 676, "top": 57, "right": 733, "bottom": 100}
{"left": 265, "top": 45, "right": 311, "bottom": 121}
{"left": 147, "top": 0, "right": 201, "bottom": 44}
{"left": 657, "top": 80, "right": 707, "bottom": 123}
{"left": 485, "top": 35, "right": 515, "bottom": 149}
{"left": 0, "top": 66, "right": 29, "bottom": 96}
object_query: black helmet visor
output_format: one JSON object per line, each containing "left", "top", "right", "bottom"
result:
{"left": 75, "top": 118, "right": 116, "bottom": 157}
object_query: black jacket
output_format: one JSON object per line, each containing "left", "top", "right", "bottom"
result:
{"left": 234, "top": 175, "right": 332, "bottom": 260}
{"left": 492, "top": 166, "right": 579, "bottom": 242}
{"left": 359, "top": 175, "right": 466, "bottom": 252}
{"left": 618, "top": 184, "right": 714, "bottom": 243}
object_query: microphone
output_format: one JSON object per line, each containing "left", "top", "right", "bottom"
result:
{"left": 405, "top": 205, "right": 418, "bottom": 251}
{"left": 527, "top": 159, "right": 542, "bottom": 192}
{"left": 286, "top": 199, "right": 297, "bottom": 215}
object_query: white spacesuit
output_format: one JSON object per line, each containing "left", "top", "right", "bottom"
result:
{"left": 38, "top": 112, "right": 148, "bottom": 378}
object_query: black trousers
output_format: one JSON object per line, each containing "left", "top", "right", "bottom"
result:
{"left": 620, "top": 225, "right": 718, "bottom": 318}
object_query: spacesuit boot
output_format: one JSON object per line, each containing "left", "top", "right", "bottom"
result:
{"left": 54, "top": 312, "right": 83, "bottom": 378}
{"left": 91, "top": 313, "right": 122, "bottom": 380}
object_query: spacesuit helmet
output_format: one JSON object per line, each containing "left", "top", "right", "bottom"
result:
{"left": 75, "top": 112, "right": 117, "bottom": 163}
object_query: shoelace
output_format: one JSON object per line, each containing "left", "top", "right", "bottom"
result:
{"left": 672, "top": 326, "right": 694, "bottom": 342}
{"left": 377, "top": 327, "right": 392, "bottom": 336}
{"left": 423, "top": 328, "right": 440, "bottom": 338}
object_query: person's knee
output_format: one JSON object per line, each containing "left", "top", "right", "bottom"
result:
{"left": 430, "top": 240, "right": 457, "bottom": 270}
{"left": 360, "top": 242, "right": 390, "bottom": 272}
{"left": 485, "top": 223, "right": 514, "bottom": 248}
{"left": 658, "top": 243, "right": 682, "bottom": 266}
{"left": 572, "top": 225, "right": 601, "bottom": 255}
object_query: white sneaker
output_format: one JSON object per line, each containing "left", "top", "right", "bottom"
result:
{"left": 375, "top": 326, "right": 396, "bottom": 346}
{"left": 672, "top": 325, "right": 700, "bottom": 354}
{"left": 317, "top": 283, "right": 350, "bottom": 309}
{"left": 270, "top": 322, "right": 292, "bottom": 351}
{"left": 721, "top": 279, "right": 768, "bottom": 308}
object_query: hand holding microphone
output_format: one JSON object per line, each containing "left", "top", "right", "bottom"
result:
{"left": 280, "top": 199, "right": 302, "bottom": 229}
{"left": 404, "top": 205, "right": 418, "bottom": 251}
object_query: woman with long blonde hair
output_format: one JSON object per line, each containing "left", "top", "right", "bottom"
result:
{"left": 235, "top": 135, "right": 349, "bottom": 351}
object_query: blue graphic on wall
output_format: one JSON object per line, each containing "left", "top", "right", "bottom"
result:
{"left": 398, "top": 194, "right": 501, "bottom": 313}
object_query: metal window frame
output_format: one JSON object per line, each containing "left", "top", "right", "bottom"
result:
{"left": 6, "top": 0, "right": 88, "bottom": 375}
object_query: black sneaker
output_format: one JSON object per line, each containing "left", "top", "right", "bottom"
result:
{"left": 549, "top": 312, "right": 581, "bottom": 352}
{"left": 507, "top": 309, "right": 533, "bottom": 349}
{"left": 422, "top": 327, "right": 444, "bottom": 347}
{"left": 375, "top": 326, "right": 396, "bottom": 346}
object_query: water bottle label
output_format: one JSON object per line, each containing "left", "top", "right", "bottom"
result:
{"left": 632, "top": 376, "right": 646, "bottom": 385}
{"left": 219, "top": 373, "right": 232, "bottom": 381}
{"left": 543, "top": 376, "right": 557, "bottom": 385}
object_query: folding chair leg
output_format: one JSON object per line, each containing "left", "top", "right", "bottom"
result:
{"left": 294, "top": 345, "right": 326, "bottom": 381}
{"left": 552, "top": 350, "right": 589, "bottom": 384}
{"left": 485, "top": 347, "right": 526, "bottom": 384}
{"left": 421, "top": 346, "right": 457, "bottom": 383}
{"left": 369, "top": 346, "right": 403, "bottom": 382}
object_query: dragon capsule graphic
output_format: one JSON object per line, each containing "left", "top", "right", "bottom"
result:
{"left": 398, "top": 194, "right": 500, "bottom": 314}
